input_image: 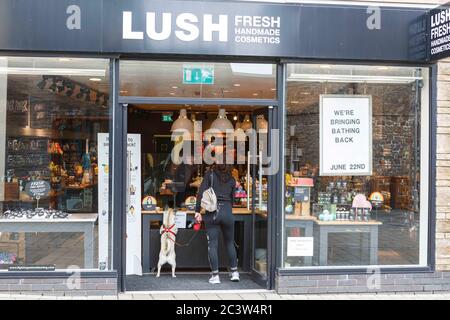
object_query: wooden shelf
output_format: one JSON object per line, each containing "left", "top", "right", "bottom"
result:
{"left": 7, "top": 127, "right": 96, "bottom": 140}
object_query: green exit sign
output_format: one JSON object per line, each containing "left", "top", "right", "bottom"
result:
{"left": 183, "top": 66, "right": 214, "bottom": 84}
{"left": 162, "top": 114, "right": 173, "bottom": 122}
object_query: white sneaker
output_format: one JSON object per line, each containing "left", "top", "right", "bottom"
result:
{"left": 230, "top": 271, "right": 240, "bottom": 282}
{"left": 209, "top": 275, "right": 221, "bottom": 284}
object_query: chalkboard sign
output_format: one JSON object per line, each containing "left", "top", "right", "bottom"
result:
{"left": 25, "top": 180, "right": 51, "bottom": 198}
{"left": 294, "top": 187, "right": 310, "bottom": 202}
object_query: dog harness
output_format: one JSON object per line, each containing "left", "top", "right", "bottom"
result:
{"left": 162, "top": 224, "right": 177, "bottom": 242}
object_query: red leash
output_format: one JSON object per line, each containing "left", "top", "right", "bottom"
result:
{"left": 161, "top": 222, "right": 202, "bottom": 247}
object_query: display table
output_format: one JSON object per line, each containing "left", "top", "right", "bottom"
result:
{"left": 0, "top": 214, "right": 98, "bottom": 268}
{"left": 314, "top": 219, "right": 382, "bottom": 266}
{"left": 285, "top": 215, "right": 316, "bottom": 266}
{"left": 142, "top": 208, "right": 252, "bottom": 273}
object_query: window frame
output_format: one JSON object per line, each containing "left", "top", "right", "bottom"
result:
{"left": 0, "top": 53, "right": 117, "bottom": 276}
{"left": 278, "top": 60, "right": 436, "bottom": 274}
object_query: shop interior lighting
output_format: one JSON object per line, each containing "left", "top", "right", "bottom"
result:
{"left": 230, "top": 63, "right": 273, "bottom": 75}
{"left": 171, "top": 109, "right": 194, "bottom": 136}
{"left": 240, "top": 114, "right": 253, "bottom": 131}
{"left": 0, "top": 67, "right": 106, "bottom": 76}
{"left": 287, "top": 73, "right": 422, "bottom": 84}
{"left": 210, "top": 108, "right": 234, "bottom": 132}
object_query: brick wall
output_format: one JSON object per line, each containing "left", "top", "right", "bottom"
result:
{"left": 276, "top": 272, "right": 450, "bottom": 294}
{"left": 0, "top": 276, "right": 117, "bottom": 296}
{"left": 436, "top": 59, "right": 450, "bottom": 272}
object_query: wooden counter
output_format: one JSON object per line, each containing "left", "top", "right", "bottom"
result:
{"left": 142, "top": 207, "right": 252, "bottom": 215}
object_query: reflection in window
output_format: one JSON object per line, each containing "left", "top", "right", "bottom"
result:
{"left": 120, "top": 61, "right": 276, "bottom": 99}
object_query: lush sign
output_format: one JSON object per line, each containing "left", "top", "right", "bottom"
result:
{"left": 429, "top": 4, "right": 450, "bottom": 60}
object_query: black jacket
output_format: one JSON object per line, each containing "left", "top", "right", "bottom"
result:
{"left": 195, "top": 170, "right": 236, "bottom": 213}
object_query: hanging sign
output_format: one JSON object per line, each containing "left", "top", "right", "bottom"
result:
{"left": 320, "top": 95, "right": 372, "bottom": 176}
{"left": 25, "top": 180, "right": 50, "bottom": 198}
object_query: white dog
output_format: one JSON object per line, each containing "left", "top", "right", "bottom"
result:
{"left": 156, "top": 208, "right": 178, "bottom": 278}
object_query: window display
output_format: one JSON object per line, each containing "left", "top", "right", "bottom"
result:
{"left": 0, "top": 57, "right": 111, "bottom": 271}
{"left": 283, "top": 64, "right": 429, "bottom": 268}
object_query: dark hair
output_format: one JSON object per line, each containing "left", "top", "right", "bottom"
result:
{"left": 213, "top": 164, "right": 232, "bottom": 183}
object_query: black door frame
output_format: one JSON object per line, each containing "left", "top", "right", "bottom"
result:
{"left": 113, "top": 62, "right": 283, "bottom": 292}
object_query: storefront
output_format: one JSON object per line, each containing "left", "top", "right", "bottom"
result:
{"left": 0, "top": 0, "right": 448, "bottom": 296}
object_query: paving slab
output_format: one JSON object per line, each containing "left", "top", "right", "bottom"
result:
{"left": 195, "top": 293, "right": 222, "bottom": 300}
{"left": 238, "top": 293, "right": 265, "bottom": 300}
{"left": 215, "top": 293, "right": 242, "bottom": 300}
{"left": 151, "top": 293, "right": 176, "bottom": 300}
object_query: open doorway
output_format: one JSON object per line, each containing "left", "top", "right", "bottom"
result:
{"left": 124, "top": 104, "right": 272, "bottom": 291}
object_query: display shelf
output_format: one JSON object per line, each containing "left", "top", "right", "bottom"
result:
{"left": 65, "top": 184, "right": 96, "bottom": 190}
{"left": 7, "top": 127, "right": 96, "bottom": 140}
{"left": 314, "top": 219, "right": 382, "bottom": 226}
{"left": 285, "top": 214, "right": 317, "bottom": 221}
{"left": 142, "top": 207, "right": 252, "bottom": 215}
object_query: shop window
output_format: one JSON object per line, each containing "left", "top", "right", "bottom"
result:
{"left": 120, "top": 61, "right": 276, "bottom": 99}
{"left": 283, "top": 64, "right": 429, "bottom": 268}
{"left": 0, "top": 57, "right": 112, "bottom": 271}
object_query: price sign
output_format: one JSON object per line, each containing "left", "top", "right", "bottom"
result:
{"left": 25, "top": 180, "right": 50, "bottom": 198}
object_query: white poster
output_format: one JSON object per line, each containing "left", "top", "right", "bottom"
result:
{"left": 97, "top": 133, "right": 110, "bottom": 270}
{"left": 320, "top": 95, "right": 372, "bottom": 176}
{"left": 287, "top": 237, "right": 314, "bottom": 257}
{"left": 0, "top": 58, "right": 7, "bottom": 202}
{"left": 126, "top": 134, "right": 142, "bottom": 275}
{"left": 174, "top": 211, "right": 187, "bottom": 229}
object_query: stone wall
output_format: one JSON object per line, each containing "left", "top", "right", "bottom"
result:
{"left": 436, "top": 59, "right": 450, "bottom": 271}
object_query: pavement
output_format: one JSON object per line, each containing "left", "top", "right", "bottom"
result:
{"left": 1, "top": 290, "right": 450, "bottom": 300}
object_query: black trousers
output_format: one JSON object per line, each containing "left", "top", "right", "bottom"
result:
{"left": 203, "top": 201, "right": 238, "bottom": 273}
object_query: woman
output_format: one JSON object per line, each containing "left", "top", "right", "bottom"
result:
{"left": 195, "top": 164, "right": 239, "bottom": 284}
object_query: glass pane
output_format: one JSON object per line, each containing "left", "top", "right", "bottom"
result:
{"left": 253, "top": 144, "right": 268, "bottom": 278}
{"left": 0, "top": 57, "right": 112, "bottom": 271}
{"left": 120, "top": 61, "right": 276, "bottom": 99}
{"left": 283, "top": 64, "right": 426, "bottom": 268}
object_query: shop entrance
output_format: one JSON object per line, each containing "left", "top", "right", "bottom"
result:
{"left": 122, "top": 104, "right": 274, "bottom": 291}
{"left": 117, "top": 60, "right": 279, "bottom": 292}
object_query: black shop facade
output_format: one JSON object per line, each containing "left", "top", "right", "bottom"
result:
{"left": 0, "top": 0, "right": 442, "bottom": 295}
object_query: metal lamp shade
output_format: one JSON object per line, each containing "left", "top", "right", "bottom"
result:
{"left": 240, "top": 114, "right": 253, "bottom": 131}
{"left": 210, "top": 109, "right": 234, "bottom": 132}
{"left": 171, "top": 109, "right": 194, "bottom": 139}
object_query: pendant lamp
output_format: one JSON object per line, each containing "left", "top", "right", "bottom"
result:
{"left": 210, "top": 108, "right": 234, "bottom": 132}
{"left": 240, "top": 114, "right": 253, "bottom": 131}
{"left": 171, "top": 109, "right": 194, "bottom": 138}
{"left": 256, "top": 114, "right": 268, "bottom": 131}
{"left": 235, "top": 113, "right": 242, "bottom": 130}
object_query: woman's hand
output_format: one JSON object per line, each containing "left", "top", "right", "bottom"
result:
{"left": 195, "top": 212, "right": 202, "bottom": 223}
